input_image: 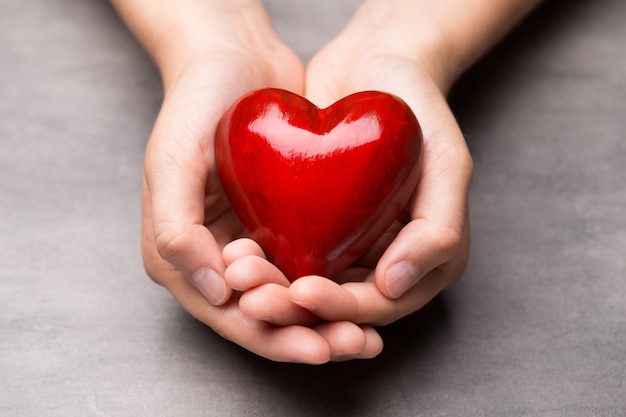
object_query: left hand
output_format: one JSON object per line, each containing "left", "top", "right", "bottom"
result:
{"left": 227, "top": 3, "right": 473, "bottom": 350}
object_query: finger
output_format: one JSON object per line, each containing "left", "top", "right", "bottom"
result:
{"left": 342, "top": 269, "right": 453, "bottom": 325}
{"left": 291, "top": 269, "right": 452, "bottom": 326}
{"left": 225, "top": 256, "right": 317, "bottom": 325}
{"left": 256, "top": 325, "right": 331, "bottom": 364}
{"left": 224, "top": 255, "right": 290, "bottom": 291}
{"left": 142, "top": 174, "right": 181, "bottom": 284}
{"left": 314, "top": 322, "right": 383, "bottom": 361}
{"left": 359, "top": 326, "right": 384, "bottom": 359}
{"left": 145, "top": 233, "right": 331, "bottom": 364}
{"left": 239, "top": 283, "right": 319, "bottom": 326}
{"left": 375, "top": 214, "right": 468, "bottom": 299}
{"left": 165, "top": 273, "right": 331, "bottom": 364}
{"left": 143, "top": 84, "right": 235, "bottom": 304}
{"left": 315, "top": 321, "right": 365, "bottom": 358}
{"left": 375, "top": 98, "right": 473, "bottom": 299}
{"left": 290, "top": 276, "right": 401, "bottom": 324}
{"left": 145, "top": 141, "right": 224, "bottom": 275}
{"left": 143, "top": 167, "right": 231, "bottom": 306}
{"left": 289, "top": 276, "right": 359, "bottom": 320}
{"left": 223, "top": 238, "right": 266, "bottom": 266}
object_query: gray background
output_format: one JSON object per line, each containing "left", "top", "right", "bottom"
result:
{"left": 1, "top": 0, "right": 625, "bottom": 416}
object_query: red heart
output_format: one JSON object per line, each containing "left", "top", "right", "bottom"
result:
{"left": 216, "top": 88, "right": 422, "bottom": 281}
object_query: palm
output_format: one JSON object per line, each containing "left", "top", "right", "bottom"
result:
{"left": 278, "top": 47, "right": 474, "bottom": 326}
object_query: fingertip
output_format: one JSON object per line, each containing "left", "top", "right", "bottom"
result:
{"left": 223, "top": 256, "right": 253, "bottom": 291}
{"left": 223, "top": 238, "right": 266, "bottom": 265}
{"left": 279, "top": 327, "right": 331, "bottom": 365}
{"left": 358, "top": 326, "right": 384, "bottom": 359}
{"left": 300, "top": 341, "right": 332, "bottom": 366}
{"left": 289, "top": 275, "right": 341, "bottom": 312}
{"left": 288, "top": 275, "right": 320, "bottom": 303}
{"left": 224, "top": 255, "right": 290, "bottom": 291}
{"left": 290, "top": 277, "right": 362, "bottom": 323}
{"left": 239, "top": 284, "right": 319, "bottom": 326}
{"left": 323, "top": 324, "right": 384, "bottom": 362}
{"left": 316, "top": 321, "right": 367, "bottom": 359}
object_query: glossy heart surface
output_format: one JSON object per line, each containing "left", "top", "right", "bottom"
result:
{"left": 216, "top": 88, "right": 422, "bottom": 281}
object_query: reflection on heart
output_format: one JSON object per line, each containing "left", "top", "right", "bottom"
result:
{"left": 216, "top": 88, "right": 422, "bottom": 281}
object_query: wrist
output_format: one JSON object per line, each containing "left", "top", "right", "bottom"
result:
{"left": 112, "top": 0, "right": 279, "bottom": 92}
{"left": 343, "top": 0, "right": 542, "bottom": 93}
{"left": 330, "top": 0, "right": 462, "bottom": 93}
{"left": 158, "top": 2, "right": 280, "bottom": 91}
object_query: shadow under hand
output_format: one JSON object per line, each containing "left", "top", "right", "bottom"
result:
{"left": 448, "top": 0, "right": 593, "bottom": 125}
{"left": 167, "top": 295, "right": 454, "bottom": 416}
{"left": 153, "top": 1, "right": 604, "bottom": 415}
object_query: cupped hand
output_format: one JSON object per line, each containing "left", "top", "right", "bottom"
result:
{"left": 222, "top": 2, "right": 473, "bottom": 356}
{"left": 139, "top": 3, "right": 353, "bottom": 363}
{"left": 119, "top": 0, "right": 538, "bottom": 363}
{"left": 288, "top": 6, "right": 474, "bottom": 328}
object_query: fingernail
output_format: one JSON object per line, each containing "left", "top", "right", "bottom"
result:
{"left": 291, "top": 299, "right": 317, "bottom": 312}
{"left": 385, "top": 261, "right": 420, "bottom": 298}
{"left": 191, "top": 268, "right": 227, "bottom": 306}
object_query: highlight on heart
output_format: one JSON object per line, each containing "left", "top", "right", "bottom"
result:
{"left": 216, "top": 88, "right": 422, "bottom": 281}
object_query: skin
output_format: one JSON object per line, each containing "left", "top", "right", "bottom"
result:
{"left": 111, "top": 0, "right": 543, "bottom": 363}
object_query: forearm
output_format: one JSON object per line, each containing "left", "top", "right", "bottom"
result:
{"left": 423, "top": 0, "right": 543, "bottom": 88}
{"left": 349, "top": 0, "right": 543, "bottom": 91}
{"left": 109, "top": 0, "right": 274, "bottom": 88}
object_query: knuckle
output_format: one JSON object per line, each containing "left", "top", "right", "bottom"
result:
{"left": 153, "top": 222, "right": 190, "bottom": 265}
{"left": 433, "top": 223, "right": 464, "bottom": 259}
{"left": 141, "top": 228, "right": 174, "bottom": 285}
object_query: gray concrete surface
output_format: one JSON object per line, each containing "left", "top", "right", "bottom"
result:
{"left": 1, "top": 0, "right": 625, "bottom": 415}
